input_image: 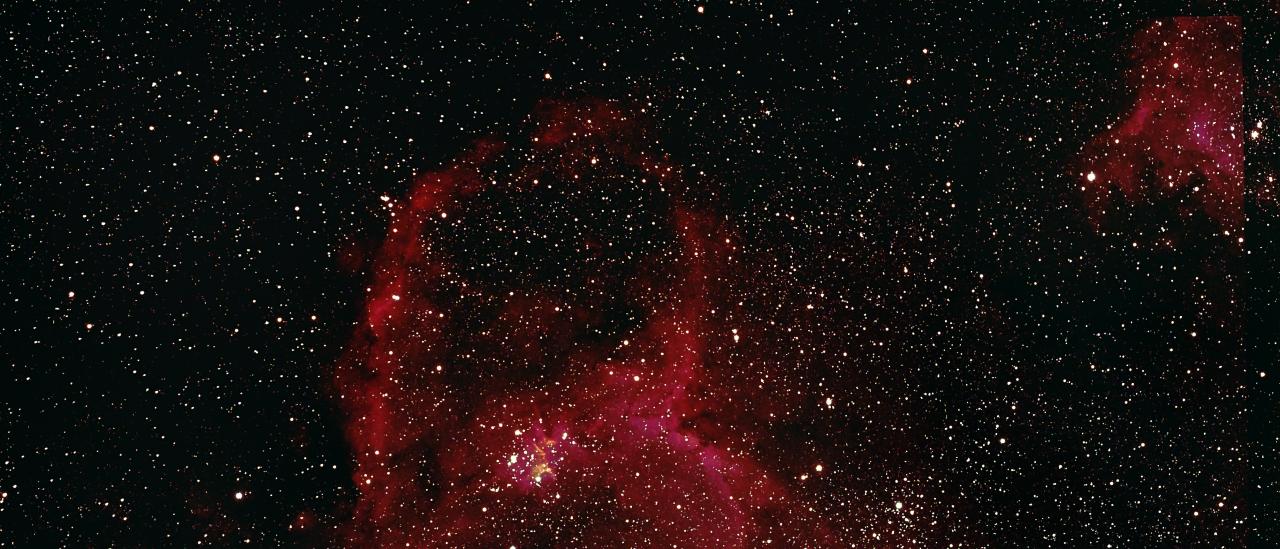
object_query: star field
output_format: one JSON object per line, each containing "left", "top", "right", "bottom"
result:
{"left": 2, "top": 3, "right": 1277, "bottom": 547}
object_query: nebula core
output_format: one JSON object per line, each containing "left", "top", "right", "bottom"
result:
{"left": 1078, "top": 16, "right": 1243, "bottom": 231}
{"left": 335, "top": 100, "right": 833, "bottom": 547}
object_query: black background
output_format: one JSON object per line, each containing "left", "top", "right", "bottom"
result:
{"left": 3, "top": 2, "right": 1275, "bottom": 546}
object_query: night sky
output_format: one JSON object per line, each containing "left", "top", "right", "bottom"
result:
{"left": 3, "top": 3, "right": 1277, "bottom": 547}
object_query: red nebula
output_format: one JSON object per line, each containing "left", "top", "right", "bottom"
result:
{"left": 333, "top": 99, "right": 834, "bottom": 546}
{"left": 1078, "top": 17, "right": 1243, "bottom": 231}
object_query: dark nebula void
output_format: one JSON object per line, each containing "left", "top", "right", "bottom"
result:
{"left": 334, "top": 100, "right": 833, "bottom": 546}
{"left": 1078, "top": 16, "right": 1243, "bottom": 231}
